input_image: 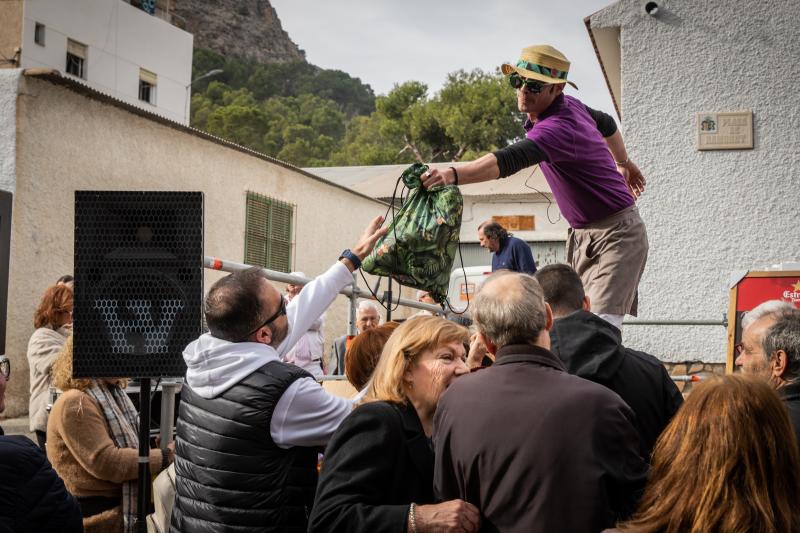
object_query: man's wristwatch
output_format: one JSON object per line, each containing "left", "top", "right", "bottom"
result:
{"left": 339, "top": 249, "right": 362, "bottom": 270}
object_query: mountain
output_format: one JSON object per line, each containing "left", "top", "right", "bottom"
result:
{"left": 175, "top": 0, "right": 305, "bottom": 64}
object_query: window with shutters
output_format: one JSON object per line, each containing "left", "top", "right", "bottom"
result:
{"left": 244, "top": 192, "right": 294, "bottom": 272}
{"left": 66, "top": 39, "right": 87, "bottom": 79}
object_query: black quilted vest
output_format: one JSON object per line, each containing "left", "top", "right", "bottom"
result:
{"left": 170, "top": 361, "right": 319, "bottom": 533}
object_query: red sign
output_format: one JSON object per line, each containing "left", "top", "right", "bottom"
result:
{"left": 736, "top": 276, "right": 800, "bottom": 311}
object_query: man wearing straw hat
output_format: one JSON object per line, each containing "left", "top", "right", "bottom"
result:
{"left": 422, "top": 45, "right": 647, "bottom": 330}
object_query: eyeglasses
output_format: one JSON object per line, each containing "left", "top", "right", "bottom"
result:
{"left": 243, "top": 298, "right": 287, "bottom": 340}
{"left": 508, "top": 73, "right": 548, "bottom": 94}
{"left": 0, "top": 356, "right": 9, "bottom": 380}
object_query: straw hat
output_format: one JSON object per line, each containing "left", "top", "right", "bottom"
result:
{"left": 501, "top": 45, "right": 578, "bottom": 89}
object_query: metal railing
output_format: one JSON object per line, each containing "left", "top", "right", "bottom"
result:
{"left": 623, "top": 319, "right": 727, "bottom": 327}
{"left": 204, "top": 256, "right": 446, "bottom": 319}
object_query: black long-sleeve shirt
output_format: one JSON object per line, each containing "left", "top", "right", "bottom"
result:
{"left": 493, "top": 106, "right": 618, "bottom": 178}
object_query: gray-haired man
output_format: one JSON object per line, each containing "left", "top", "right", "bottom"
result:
{"left": 329, "top": 300, "right": 381, "bottom": 375}
{"left": 433, "top": 271, "right": 647, "bottom": 533}
{"left": 736, "top": 300, "right": 800, "bottom": 443}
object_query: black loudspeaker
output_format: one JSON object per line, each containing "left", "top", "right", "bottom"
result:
{"left": 0, "top": 191, "right": 11, "bottom": 355}
{"left": 73, "top": 191, "right": 203, "bottom": 378}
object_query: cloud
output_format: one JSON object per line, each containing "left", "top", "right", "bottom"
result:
{"left": 270, "top": 0, "right": 617, "bottom": 115}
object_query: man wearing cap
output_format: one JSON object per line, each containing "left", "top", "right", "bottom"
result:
{"left": 422, "top": 45, "right": 648, "bottom": 330}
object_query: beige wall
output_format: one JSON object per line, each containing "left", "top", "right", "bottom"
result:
{"left": 2, "top": 75, "right": 403, "bottom": 417}
{"left": 0, "top": 0, "right": 23, "bottom": 70}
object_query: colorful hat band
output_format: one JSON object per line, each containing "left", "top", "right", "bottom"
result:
{"left": 515, "top": 59, "right": 568, "bottom": 80}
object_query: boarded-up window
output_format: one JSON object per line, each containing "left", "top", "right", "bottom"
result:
{"left": 244, "top": 192, "right": 293, "bottom": 272}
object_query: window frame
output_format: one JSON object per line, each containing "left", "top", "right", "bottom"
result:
{"left": 34, "top": 22, "right": 45, "bottom": 46}
{"left": 138, "top": 69, "right": 157, "bottom": 105}
{"left": 65, "top": 39, "right": 87, "bottom": 79}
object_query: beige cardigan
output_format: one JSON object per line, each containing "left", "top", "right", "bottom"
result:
{"left": 27, "top": 325, "right": 69, "bottom": 432}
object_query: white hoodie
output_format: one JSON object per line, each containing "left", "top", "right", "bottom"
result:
{"left": 183, "top": 261, "right": 355, "bottom": 448}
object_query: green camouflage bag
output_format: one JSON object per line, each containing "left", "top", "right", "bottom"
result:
{"left": 362, "top": 163, "right": 463, "bottom": 303}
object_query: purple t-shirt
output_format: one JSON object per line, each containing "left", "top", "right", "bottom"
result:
{"left": 525, "top": 94, "right": 633, "bottom": 228}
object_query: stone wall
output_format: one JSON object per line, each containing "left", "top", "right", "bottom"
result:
{"left": 663, "top": 361, "right": 727, "bottom": 395}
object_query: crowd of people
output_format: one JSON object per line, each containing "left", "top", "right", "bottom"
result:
{"left": 4, "top": 227, "right": 800, "bottom": 533}
{"left": 4, "top": 42, "right": 800, "bottom": 533}
{"left": 3, "top": 202, "right": 800, "bottom": 533}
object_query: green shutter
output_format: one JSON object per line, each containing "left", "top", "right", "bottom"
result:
{"left": 245, "top": 192, "right": 293, "bottom": 272}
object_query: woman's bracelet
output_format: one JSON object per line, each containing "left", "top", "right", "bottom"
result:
{"left": 615, "top": 158, "right": 630, "bottom": 166}
{"left": 408, "top": 502, "right": 418, "bottom": 533}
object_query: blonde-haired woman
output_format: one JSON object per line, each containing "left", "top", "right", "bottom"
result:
{"left": 309, "top": 316, "right": 481, "bottom": 532}
{"left": 47, "top": 336, "right": 173, "bottom": 533}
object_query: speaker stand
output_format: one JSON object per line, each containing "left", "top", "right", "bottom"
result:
{"left": 137, "top": 378, "right": 151, "bottom": 532}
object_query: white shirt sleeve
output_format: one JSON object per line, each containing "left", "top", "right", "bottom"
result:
{"left": 277, "top": 262, "right": 353, "bottom": 358}
{"left": 270, "top": 377, "right": 354, "bottom": 449}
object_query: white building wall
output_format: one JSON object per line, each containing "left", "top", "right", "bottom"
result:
{"left": 589, "top": 0, "right": 800, "bottom": 363}
{"left": 20, "top": 0, "right": 192, "bottom": 123}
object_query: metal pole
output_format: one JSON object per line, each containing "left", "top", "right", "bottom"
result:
{"left": 137, "top": 378, "right": 151, "bottom": 532}
{"left": 623, "top": 319, "right": 726, "bottom": 326}
{"left": 204, "top": 256, "right": 444, "bottom": 315}
{"left": 159, "top": 382, "right": 181, "bottom": 450}
{"left": 348, "top": 273, "right": 358, "bottom": 336}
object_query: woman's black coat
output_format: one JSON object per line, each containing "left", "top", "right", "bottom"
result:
{"left": 308, "top": 400, "right": 434, "bottom": 533}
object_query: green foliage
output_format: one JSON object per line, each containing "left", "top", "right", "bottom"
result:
{"left": 190, "top": 49, "right": 375, "bottom": 116}
{"left": 332, "top": 70, "right": 522, "bottom": 165}
{"left": 189, "top": 48, "right": 524, "bottom": 168}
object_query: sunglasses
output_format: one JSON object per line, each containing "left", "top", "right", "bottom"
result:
{"left": 0, "top": 356, "right": 9, "bottom": 380}
{"left": 243, "top": 298, "right": 287, "bottom": 340}
{"left": 508, "top": 73, "right": 548, "bottom": 94}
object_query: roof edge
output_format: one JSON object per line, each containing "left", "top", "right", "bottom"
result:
{"left": 20, "top": 69, "right": 389, "bottom": 208}
{"left": 583, "top": 16, "right": 621, "bottom": 120}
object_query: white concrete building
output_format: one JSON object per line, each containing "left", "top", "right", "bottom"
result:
{"left": 586, "top": 0, "right": 800, "bottom": 363}
{"left": 0, "top": 69, "right": 397, "bottom": 418}
{"left": 3, "top": 0, "right": 192, "bottom": 123}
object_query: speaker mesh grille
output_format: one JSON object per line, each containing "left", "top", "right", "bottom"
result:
{"left": 74, "top": 191, "right": 203, "bottom": 378}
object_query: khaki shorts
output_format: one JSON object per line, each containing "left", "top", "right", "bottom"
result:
{"left": 566, "top": 206, "right": 648, "bottom": 316}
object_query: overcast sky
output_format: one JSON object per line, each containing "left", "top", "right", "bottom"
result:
{"left": 269, "top": 0, "right": 618, "bottom": 116}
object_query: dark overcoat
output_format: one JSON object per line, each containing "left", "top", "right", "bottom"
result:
{"left": 309, "top": 401, "right": 434, "bottom": 532}
{"left": 550, "top": 310, "right": 684, "bottom": 460}
{"left": 434, "top": 344, "right": 648, "bottom": 533}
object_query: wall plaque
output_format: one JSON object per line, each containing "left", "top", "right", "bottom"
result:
{"left": 696, "top": 111, "right": 753, "bottom": 150}
{"left": 491, "top": 215, "right": 535, "bottom": 231}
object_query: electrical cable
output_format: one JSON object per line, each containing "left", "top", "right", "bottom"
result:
{"left": 523, "top": 165, "right": 561, "bottom": 225}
